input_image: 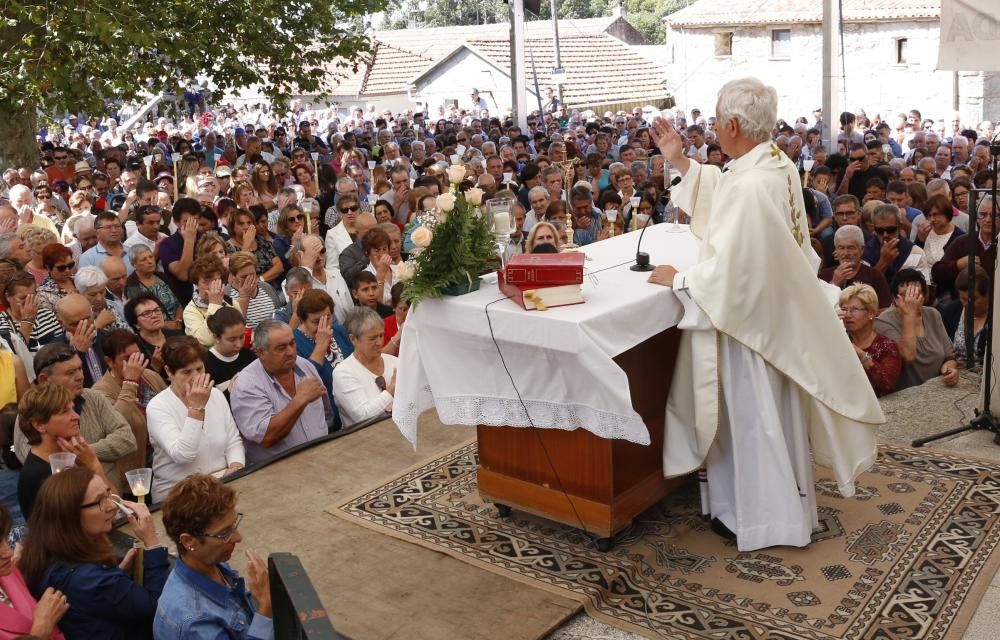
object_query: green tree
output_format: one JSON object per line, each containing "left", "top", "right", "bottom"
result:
{"left": 0, "top": 0, "right": 383, "bottom": 169}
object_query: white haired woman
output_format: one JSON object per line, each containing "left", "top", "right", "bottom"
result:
{"left": 332, "top": 306, "right": 398, "bottom": 428}
{"left": 838, "top": 283, "right": 901, "bottom": 397}
{"left": 73, "top": 266, "right": 132, "bottom": 332}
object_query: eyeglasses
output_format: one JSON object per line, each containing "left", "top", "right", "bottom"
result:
{"left": 137, "top": 307, "right": 163, "bottom": 319}
{"left": 375, "top": 376, "right": 387, "bottom": 392}
{"left": 81, "top": 492, "right": 115, "bottom": 511}
{"left": 840, "top": 306, "right": 868, "bottom": 314}
{"left": 53, "top": 261, "right": 75, "bottom": 271}
{"left": 286, "top": 215, "right": 302, "bottom": 223}
{"left": 34, "top": 347, "right": 77, "bottom": 373}
{"left": 96, "top": 223, "right": 122, "bottom": 231}
{"left": 834, "top": 210, "right": 856, "bottom": 217}
{"left": 340, "top": 205, "right": 360, "bottom": 213}
{"left": 849, "top": 155, "right": 866, "bottom": 162}
{"left": 874, "top": 226, "right": 898, "bottom": 235}
{"left": 196, "top": 512, "right": 244, "bottom": 542}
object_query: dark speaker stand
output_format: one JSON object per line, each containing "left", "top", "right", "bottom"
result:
{"left": 913, "top": 136, "right": 1000, "bottom": 447}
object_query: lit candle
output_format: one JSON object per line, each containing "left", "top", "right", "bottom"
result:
{"left": 493, "top": 212, "right": 511, "bottom": 235}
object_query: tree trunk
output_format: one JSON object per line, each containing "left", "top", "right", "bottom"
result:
{"left": 0, "top": 107, "right": 39, "bottom": 171}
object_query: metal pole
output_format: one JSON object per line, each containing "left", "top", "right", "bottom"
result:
{"left": 510, "top": 0, "right": 528, "bottom": 131}
{"left": 821, "top": 0, "right": 843, "bottom": 152}
{"left": 550, "top": 0, "right": 564, "bottom": 106}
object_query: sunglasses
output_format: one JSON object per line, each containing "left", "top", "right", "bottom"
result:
{"left": 340, "top": 205, "right": 360, "bottom": 213}
{"left": 874, "top": 226, "right": 898, "bottom": 235}
{"left": 286, "top": 215, "right": 302, "bottom": 223}
{"left": 53, "top": 261, "right": 75, "bottom": 271}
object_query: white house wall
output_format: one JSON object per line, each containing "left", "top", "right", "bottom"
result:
{"left": 414, "top": 49, "right": 540, "bottom": 114}
{"left": 665, "top": 20, "right": 997, "bottom": 127}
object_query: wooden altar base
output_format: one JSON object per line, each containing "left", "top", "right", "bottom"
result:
{"left": 477, "top": 328, "right": 685, "bottom": 547}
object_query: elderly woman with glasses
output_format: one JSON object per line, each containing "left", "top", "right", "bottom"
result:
{"left": 73, "top": 266, "right": 131, "bottom": 333}
{"left": 154, "top": 474, "right": 272, "bottom": 640}
{"left": 838, "top": 283, "right": 901, "bottom": 397}
{"left": 323, "top": 195, "right": 362, "bottom": 271}
{"left": 19, "top": 465, "right": 167, "bottom": 640}
{"left": 146, "top": 338, "right": 245, "bottom": 502}
{"left": 125, "top": 293, "right": 184, "bottom": 376}
{"left": 332, "top": 306, "right": 399, "bottom": 427}
{"left": 36, "top": 243, "right": 78, "bottom": 313}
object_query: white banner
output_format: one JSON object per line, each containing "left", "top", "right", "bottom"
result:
{"left": 939, "top": 0, "right": 1000, "bottom": 71}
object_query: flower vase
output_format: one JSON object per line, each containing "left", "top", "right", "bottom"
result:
{"left": 442, "top": 279, "right": 481, "bottom": 296}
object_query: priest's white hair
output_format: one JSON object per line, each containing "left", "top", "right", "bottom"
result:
{"left": 834, "top": 224, "right": 864, "bottom": 248}
{"left": 717, "top": 78, "right": 778, "bottom": 144}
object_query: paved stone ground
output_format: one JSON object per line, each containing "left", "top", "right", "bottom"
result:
{"left": 547, "top": 370, "right": 1000, "bottom": 640}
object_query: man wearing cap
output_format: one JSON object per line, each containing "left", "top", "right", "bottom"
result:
{"left": 215, "top": 165, "right": 232, "bottom": 197}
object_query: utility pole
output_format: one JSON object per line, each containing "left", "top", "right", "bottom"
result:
{"left": 509, "top": 0, "right": 528, "bottom": 130}
{"left": 550, "top": 0, "right": 564, "bottom": 106}
{"left": 821, "top": 0, "right": 843, "bottom": 152}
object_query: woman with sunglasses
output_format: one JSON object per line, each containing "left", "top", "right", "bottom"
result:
{"left": 19, "top": 465, "right": 167, "bottom": 640}
{"left": 332, "top": 306, "right": 398, "bottom": 428}
{"left": 36, "top": 243, "right": 78, "bottom": 314}
{"left": 155, "top": 474, "right": 271, "bottom": 640}
{"left": 272, "top": 203, "right": 305, "bottom": 272}
{"left": 323, "top": 195, "right": 362, "bottom": 271}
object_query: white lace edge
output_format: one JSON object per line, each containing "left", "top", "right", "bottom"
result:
{"left": 393, "top": 386, "right": 651, "bottom": 448}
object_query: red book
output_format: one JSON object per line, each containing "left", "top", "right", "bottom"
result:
{"left": 498, "top": 270, "right": 584, "bottom": 311}
{"left": 503, "top": 252, "right": 585, "bottom": 286}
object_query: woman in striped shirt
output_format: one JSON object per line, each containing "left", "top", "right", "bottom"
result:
{"left": 0, "top": 270, "right": 62, "bottom": 356}
{"left": 226, "top": 252, "right": 279, "bottom": 329}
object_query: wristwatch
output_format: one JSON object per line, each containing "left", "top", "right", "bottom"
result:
{"left": 860, "top": 352, "right": 872, "bottom": 363}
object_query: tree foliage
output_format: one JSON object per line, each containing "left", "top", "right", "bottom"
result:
{"left": 0, "top": 0, "right": 385, "bottom": 168}
{"left": 385, "top": 0, "right": 693, "bottom": 44}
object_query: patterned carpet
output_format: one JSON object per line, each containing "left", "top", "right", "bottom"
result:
{"left": 332, "top": 441, "right": 1000, "bottom": 640}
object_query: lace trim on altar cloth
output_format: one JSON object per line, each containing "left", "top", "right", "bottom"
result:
{"left": 393, "top": 385, "right": 651, "bottom": 448}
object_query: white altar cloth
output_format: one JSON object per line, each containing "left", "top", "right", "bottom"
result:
{"left": 391, "top": 224, "right": 698, "bottom": 448}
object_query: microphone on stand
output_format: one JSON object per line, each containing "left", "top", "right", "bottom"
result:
{"left": 631, "top": 175, "right": 682, "bottom": 272}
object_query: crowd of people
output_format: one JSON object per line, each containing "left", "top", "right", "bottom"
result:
{"left": 0, "top": 92, "right": 994, "bottom": 637}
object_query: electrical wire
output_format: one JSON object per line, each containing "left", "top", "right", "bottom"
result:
{"left": 480, "top": 256, "right": 641, "bottom": 549}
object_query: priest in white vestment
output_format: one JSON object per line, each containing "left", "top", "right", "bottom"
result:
{"left": 647, "top": 78, "right": 885, "bottom": 552}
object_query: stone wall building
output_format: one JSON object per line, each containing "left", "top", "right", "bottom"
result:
{"left": 663, "top": 0, "right": 1000, "bottom": 126}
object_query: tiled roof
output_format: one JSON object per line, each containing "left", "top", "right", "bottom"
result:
{"left": 428, "top": 35, "right": 669, "bottom": 108}
{"left": 361, "top": 42, "right": 436, "bottom": 96}
{"left": 667, "top": 0, "right": 940, "bottom": 27}
{"left": 314, "top": 16, "right": 637, "bottom": 99}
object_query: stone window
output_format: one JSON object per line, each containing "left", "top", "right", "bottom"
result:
{"left": 715, "top": 32, "right": 733, "bottom": 57}
{"left": 771, "top": 29, "right": 791, "bottom": 59}
{"left": 895, "top": 38, "right": 909, "bottom": 64}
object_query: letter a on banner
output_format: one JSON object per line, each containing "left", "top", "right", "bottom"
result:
{"left": 939, "top": 0, "right": 1000, "bottom": 70}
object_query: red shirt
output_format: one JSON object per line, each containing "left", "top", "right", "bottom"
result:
{"left": 384, "top": 314, "right": 400, "bottom": 346}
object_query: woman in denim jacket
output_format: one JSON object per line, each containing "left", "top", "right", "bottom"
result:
{"left": 154, "top": 474, "right": 273, "bottom": 640}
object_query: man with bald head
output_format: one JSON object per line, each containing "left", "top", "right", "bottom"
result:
{"left": 100, "top": 256, "right": 128, "bottom": 320}
{"left": 55, "top": 293, "right": 106, "bottom": 387}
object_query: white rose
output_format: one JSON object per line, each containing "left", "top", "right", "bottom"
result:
{"left": 411, "top": 226, "right": 434, "bottom": 248}
{"left": 397, "top": 261, "right": 415, "bottom": 281}
{"left": 465, "top": 187, "right": 485, "bottom": 206}
{"left": 447, "top": 164, "right": 467, "bottom": 184}
{"left": 436, "top": 192, "right": 456, "bottom": 212}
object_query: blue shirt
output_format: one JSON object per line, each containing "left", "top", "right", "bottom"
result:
{"left": 153, "top": 559, "right": 273, "bottom": 640}
{"left": 36, "top": 547, "right": 170, "bottom": 640}
{"left": 79, "top": 242, "right": 134, "bottom": 275}
{"left": 230, "top": 357, "right": 334, "bottom": 464}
